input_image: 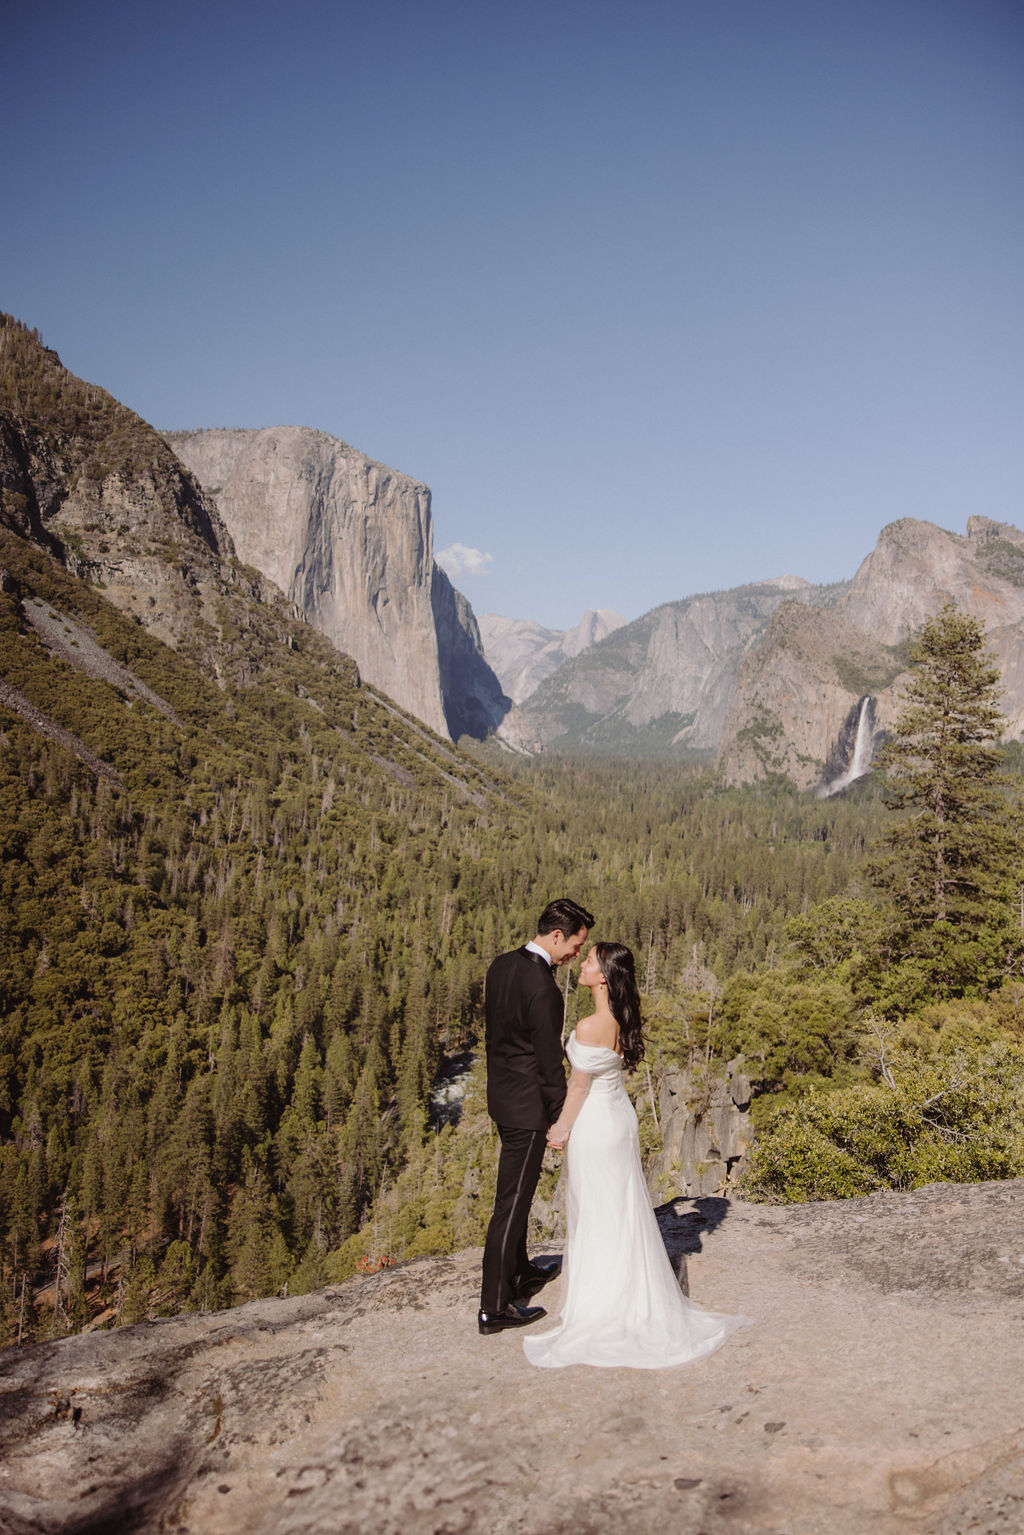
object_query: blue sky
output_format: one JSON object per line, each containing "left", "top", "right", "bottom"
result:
{"left": 3, "top": 0, "right": 1022, "bottom": 630}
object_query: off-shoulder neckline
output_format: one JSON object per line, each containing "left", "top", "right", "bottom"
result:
{"left": 568, "top": 1028, "right": 624, "bottom": 1060}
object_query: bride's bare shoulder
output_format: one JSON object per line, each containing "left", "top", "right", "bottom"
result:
{"left": 575, "top": 1010, "right": 619, "bottom": 1050}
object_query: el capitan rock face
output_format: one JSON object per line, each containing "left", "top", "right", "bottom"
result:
{"left": 165, "top": 426, "right": 522, "bottom": 745}
{"left": 432, "top": 565, "right": 535, "bottom": 747}
{"left": 10, "top": 315, "right": 1024, "bottom": 782}
{"left": 1, "top": 318, "right": 521, "bottom": 745}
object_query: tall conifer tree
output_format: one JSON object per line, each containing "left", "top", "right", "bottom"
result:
{"left": 870, "top": 605, "right": 1020, "bottom": 994}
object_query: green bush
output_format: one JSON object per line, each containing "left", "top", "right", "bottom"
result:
{"left": 745, "top": 1041, "right": 1024, "bottom": 1201}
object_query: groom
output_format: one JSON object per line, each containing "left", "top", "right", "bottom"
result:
{"left": 478, "top": 897, "right": 595, "bottom": 1335}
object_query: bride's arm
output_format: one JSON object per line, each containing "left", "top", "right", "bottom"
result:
{"left": 546, "top": 1068, "right": 593, "bottom": 1148}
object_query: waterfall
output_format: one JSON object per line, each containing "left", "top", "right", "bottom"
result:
{"left": 819, "top": 696, "right": 875, "bottom": 797}
{"left": 848, "top": 695, "right": 873, "bottom": 778}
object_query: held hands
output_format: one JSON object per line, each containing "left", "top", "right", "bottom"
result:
{"left": 546, "top": 1068, "right": 592, "bottom": 1151}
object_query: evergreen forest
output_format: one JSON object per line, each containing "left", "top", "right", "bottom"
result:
{"left": 2, "top": 313, "right": 1023, "bottom": 1347}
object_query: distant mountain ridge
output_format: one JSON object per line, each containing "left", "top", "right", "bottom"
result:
{"left": 718, "top": 516, "right": 1024, "bottom": 788}
{"left": 519, "top": 575, "right": 845, "bottom": 758}
{"left": 7, "top": 311, "right": 1024, "bottom": 790}
{"left": 478, "top": 608, "right": 625, "bottom": 703}
{"left": 515, "top": 517, "right": 1024, "bottom": 787}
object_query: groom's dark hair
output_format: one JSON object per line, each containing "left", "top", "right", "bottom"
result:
{"left": 537, "top": 898, "right": 595, "bottom": 937}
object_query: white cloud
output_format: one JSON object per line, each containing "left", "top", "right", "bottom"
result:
{"left": 436, "top": 542, "right": 494, "bottom": 580}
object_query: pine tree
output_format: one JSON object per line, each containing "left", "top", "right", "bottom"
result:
{"left": 51, "top": 1188, "right": 77, "bottom": 1336}
{"left": 869, "top": 605, "right": 1021, "bottom": 997}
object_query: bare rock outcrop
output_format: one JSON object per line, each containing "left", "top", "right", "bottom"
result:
{"left": 22, "top": 597, "right": 182, "bottom": 721}
{"left": 717, "top": 517, "right": 1024, "bottom": 787}
{"left": 647, "top": 1061, "right": 754, "bottom": 1199}
{"left": 432, "top": 567, "right": 536, "bottom": 749}
{"left": 840, "top": 517, "right": 1024, "bottom": 643}
{"left": 717, "top": 602, "right": 908, "bottom": 790}
{"left": 165, "top": 427, "right": 447, "bottom": 732}
{"left": 1, "top": 430, "right": 238, "bottom": 660}
{"left": 479, "top": 608, "right": 626, "bottom": 704}
{"left": 518, "top": 515, "right": 1024, "bottom": 784}
{"left": 166, "top": 427, "right": 518, "bottom": 745}
{"left": 2, "top": 1179, "right": 1022, "bottom": 1534}
{"left": 521, "top": 579, "right": 828, "bottom": 753}
{"left": 0, "top": 317, "right": 288, "bottom": 670}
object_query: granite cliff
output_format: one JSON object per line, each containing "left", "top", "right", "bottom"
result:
{"left": 165, "top": 427, "right": 525, "bottom": 746}
{"left": 717, "top": 517, "right": 1024, "bottom": 788}
{"left": 716, "top": 602, "right": 910, "bottom": 791}
{"left": 517, "top": 517, "right": 1024, "bottom": 788}
{"left": 839, "top": 515, "right": 1024, "bottom": 643}
{"left": 479, "top": 607, "right": 626, "bottom": 703}
{"left": 9, "top": 310, "right": 1024, "bottom": 783}
{"left": 1, "top": 315, "right": 525, "bottom": 747}
{"left": 519, "top": 576, "right": 837, "bottom": 756}
{"left": 0, "top": 317, "right": 275, "bottom": 673}
{"left": 1, "top": 311, "right": 532, "bottom": 766}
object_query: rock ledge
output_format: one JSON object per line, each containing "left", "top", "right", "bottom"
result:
{"left": 1, "top": 1180, "right": 1022, "bottom": 1534}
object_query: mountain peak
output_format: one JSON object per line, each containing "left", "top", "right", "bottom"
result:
{"left": 478, "top": 608, "right": 625, "bottom": 703}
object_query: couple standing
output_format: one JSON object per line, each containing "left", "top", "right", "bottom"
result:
{"left": 479, "top": 898, "right": 746, "bottom": 1370}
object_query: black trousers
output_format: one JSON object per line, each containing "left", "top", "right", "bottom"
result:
{"left": 480, "top": 1125, "right": 547, "bottom": 1313}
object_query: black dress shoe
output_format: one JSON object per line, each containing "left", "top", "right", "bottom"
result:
{"left": 515, "top": 1257, "right": 563, "bottom": 1299}
{"left": 478, "top": 1302, "right": 547, "bottom": 1334}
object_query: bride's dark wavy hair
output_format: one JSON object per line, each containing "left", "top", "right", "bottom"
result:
{"left": 594, "top": 942, "right": 644, "bottom": 1071}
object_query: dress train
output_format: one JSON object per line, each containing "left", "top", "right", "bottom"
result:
{"left": 523, "top": 1034, "right": 748, "bottom": 1369}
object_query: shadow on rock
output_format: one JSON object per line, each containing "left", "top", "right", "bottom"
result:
{"left": 0, "top": 1445, "right": 196, "bottom": 1535}
{"left": 655, "top": 1195, "right": 733, "bottom": 1294}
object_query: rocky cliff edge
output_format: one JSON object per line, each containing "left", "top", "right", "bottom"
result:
{"left": 2, "top": 1179, "right": 1021, "bottom": 1535}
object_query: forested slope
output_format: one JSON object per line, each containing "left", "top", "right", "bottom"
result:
{"left": 0, "top": 512, "right": 535, "bottom": 1333}
{"left": 4, "top": 311, "right": 1021, "bottom": 1345}
{"left": 0, "top": 504, "right": 887, "bottom": 1338}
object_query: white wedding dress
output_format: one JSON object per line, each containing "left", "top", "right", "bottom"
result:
{"left": 523, "top": 1033, "right": 747, "bottom": 1370}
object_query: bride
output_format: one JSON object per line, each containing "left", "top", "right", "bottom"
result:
{"left": 523, "top": 941, "right": 748, "bottom": 1370}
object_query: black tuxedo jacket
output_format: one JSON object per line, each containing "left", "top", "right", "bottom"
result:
{"left": 484, "top": 946, "right": 567, "bottom": 1130}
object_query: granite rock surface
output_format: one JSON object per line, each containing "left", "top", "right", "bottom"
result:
{"left": 479, "top": 609, "right": 626, "bottom": 704}
{"left": 2, "top": 1179, "right": 1022, "bottom": 1535}
{"left": 519, "top": 578, "right": 823, "bottom": 755}
{"left": 166, "top": 427, "right": 520, "bottom": 745}
{"left": 518, "top": 516, "right": 1024, "bottom": 784}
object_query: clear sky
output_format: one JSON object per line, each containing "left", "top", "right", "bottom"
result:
{"left": 3, "top": 0, "right": 1022, "bottom": 630}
